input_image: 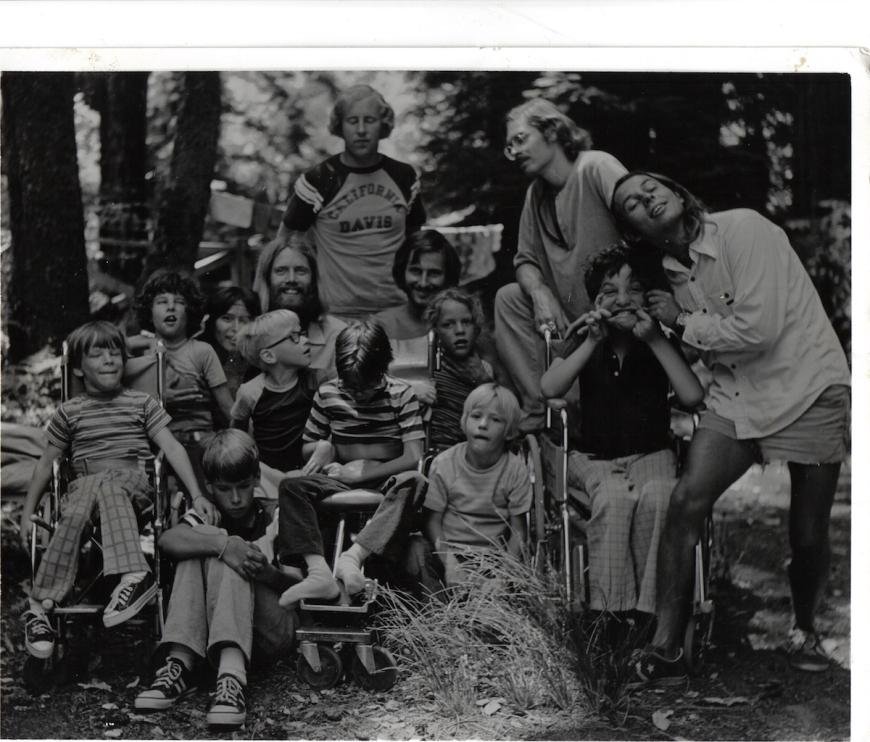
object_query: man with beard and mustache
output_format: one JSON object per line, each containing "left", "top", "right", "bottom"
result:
{"left": 252, "top": 234, "right": 346, "bottom": 379}
{"left": 276, "top": 84, "right": 426, "bottom": 322}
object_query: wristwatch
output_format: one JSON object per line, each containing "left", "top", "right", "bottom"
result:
{"left": 674, "top": 311, "right": 690, "bottom": 334}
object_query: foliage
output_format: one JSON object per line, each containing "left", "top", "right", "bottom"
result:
{"left": 1, "top": 347, "right": 61, "bottom": 428}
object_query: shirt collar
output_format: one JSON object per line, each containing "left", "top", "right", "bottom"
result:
{"left": 661, "top": 223, "right": 720, "bottom": 275}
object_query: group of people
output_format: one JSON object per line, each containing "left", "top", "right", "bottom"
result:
{"left": 19, "top": 82, "right": 849, "bottom": 727}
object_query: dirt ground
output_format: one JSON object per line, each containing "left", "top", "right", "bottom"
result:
{"left": 0, "top": 461, "right": 851, "bottom": 740}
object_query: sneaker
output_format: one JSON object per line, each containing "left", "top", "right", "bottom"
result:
{"left": 630, "top": 646, "right": 688, "bottom": 685}
{"left": 788, "top": 628, "right": 831, "bottom": 673}
{"left": 23, "top": 609, "right": 55, "bottom": 659}
{"left": 103, "top": 572, "right": 157, "bottom": 628}
{"left": 134, "top": 657, "right": 197, "bottom": 711}
{"left": 206, "top": 673, "right": 247, "bottom": 728}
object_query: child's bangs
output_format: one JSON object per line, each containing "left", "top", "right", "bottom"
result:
{"left": 68, "top": 322, "right": 127, "bottom": 364}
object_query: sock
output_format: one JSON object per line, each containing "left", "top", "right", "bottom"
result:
{"left": 28, "top": 597, "right": 47, "bottom": 615}
{"left": 119, "top": 570, "right": 148, "bottom": 586}
{"left": 335, "top": 542, "right": 371, "bottom": 596}
{"left": 166, "top": 643, "right": 196, "bottom": 672}
{"left": 217, "top": 645, "right": 247, "bottom": 686}
{"left": 278, "top": 555, "right": 339, "bottom": 608}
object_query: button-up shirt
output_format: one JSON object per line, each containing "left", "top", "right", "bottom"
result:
{"left": 662, "top": 209, "right": 850, "bottom": 438}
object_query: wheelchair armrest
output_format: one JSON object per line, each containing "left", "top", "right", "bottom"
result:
{"left": 546, "top": 398, "right": 569, "bottom": 411}
{"left": 316, "top": 489, "right": 384, "bottom": 514}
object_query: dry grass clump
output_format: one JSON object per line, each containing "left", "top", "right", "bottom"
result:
{"left": 375, "top": 546, "right": 582, "bottom": 718}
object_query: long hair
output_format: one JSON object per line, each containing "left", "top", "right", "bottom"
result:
{"left": 610, "top": 170, "right": 709, "bottom": 246}
{"left": 252, "top": 234, "right": 324, "bottom": 325}
{"left": 134, "top": 269, "right": 205, "bottom": 335}
{"left": 506, "top": 98, "right": 592, "bottom": 161}
{"left": 328, "top": 84, "right": 395, "bottom": 140}
{"left": 392, "top": 229, "right": 462, "bottom": 294}
{"left": 202, "top": 285, "right": 261, "bottom": 361}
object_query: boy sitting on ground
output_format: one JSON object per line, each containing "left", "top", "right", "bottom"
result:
{"left": 275, "top": 320, "right": 428, "bottom": 605}
{"left": 19, "top": 321, "right": 205, "bottom": 657}
{"left": 135, "top": 430, "right": 298, "bottom": 730}
{"left": 540, "top": 243, "right": 704, "bottom": 622}
{"left": 421, "top": 383, "right": 530, "bottom": 587}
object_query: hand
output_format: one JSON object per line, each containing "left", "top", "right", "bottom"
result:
{"left": 530, "top": 287, "right": 567, "bottom": 338}
{"left": 565, "top": 309, "right": 610, "bottom": 344}
{"left": 164, "top": 385, "right": 208, "bottom": 405}
{"left": 632, "top": 307, "right": 662, "bottom": 343}
{"left": 193, "top": 495, "right": 218, "bottom": 525}
{"left": 646, "top": 289, "right": 682, "bottom": 327}
{"left": 412, "top": 380, "right": 437, "bottom": 406}
{"left": 302, "top": 440, "right": 334, "bottom": 475}
{"left": 324, "top": 459, "right": 368, "bottom": 485}
{"left": 19, "top": 513, "right": 33, "bottom": 551}
{"left": 219, "top": 535, "right": 263, "bottom": 579}
{"left": 241, "top": 544, "right": 272, "bottom": 582}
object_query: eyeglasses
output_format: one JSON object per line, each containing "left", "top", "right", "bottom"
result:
{"left": 266, "top": 329, "right": 306, "bottom": 348}
{"left": 503, "top": 131, "right": 529, "bottom": 161}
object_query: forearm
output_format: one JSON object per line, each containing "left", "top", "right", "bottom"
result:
{"left": 506, "top": 516, "right": 527, "bottom": 558}
{"left": 423, "top": 511, "right": 444, "bottom": 551}
{"left": 646, "top": 336, "right": 704, "bottom": 408}
{"left": 540, "top": 340, "right": 596, "bottom": 398}
{"left": 21, "top": 456, "right": 54, "bottom": 521}
{"left": 355, "top": 451, "right": 419, "bottom": 487}
{"left": 515, "top": 263, "right": 548, "bottom": 296}
{"left": 159, "top": 435, "right": 205, "bottom": 500}
{"left": 158, "top": 524, "right": 227, "bottom": 561}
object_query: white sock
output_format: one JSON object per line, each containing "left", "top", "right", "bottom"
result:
{"left": 217, "top": 645, "right": 247, "bottom": 685}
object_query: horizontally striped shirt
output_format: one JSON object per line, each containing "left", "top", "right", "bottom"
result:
{"left": 303, "top": 375, "right": 424, "bottom": 448}
{"left": 45, "top": 388, "right": 170, "bottom": 466}
{"left": 430, "top": 354, "right": 494, "bottom": 449}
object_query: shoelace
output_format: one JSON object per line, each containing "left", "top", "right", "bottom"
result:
{"left": 213, "top": 675, "right": 244, "bottom": 707}
{"left": 25, "top": 612, "right": 53, "bottom": 639}
{"left": 153, "top": 660, "right": 184, "bottom": 690}
{"left": 110, "top": 581, "right": 137, "bottom": 609}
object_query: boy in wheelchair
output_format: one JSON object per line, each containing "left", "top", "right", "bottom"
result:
{"left": 540, "top": 244, "right": 703, "bottom": 623}
{"left": 19, "top": 321, "right": 206, "bottom": 659}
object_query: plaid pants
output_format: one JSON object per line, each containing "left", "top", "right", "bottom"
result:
{"left": 32, "top": 469, "right": 152, "bottom": 603}
{"left": 567, "top": 448, "right": 676, "bottom": 613}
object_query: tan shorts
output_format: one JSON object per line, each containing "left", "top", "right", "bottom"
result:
{"left": 698, "top": 384, "right": 850, "bottom": 465}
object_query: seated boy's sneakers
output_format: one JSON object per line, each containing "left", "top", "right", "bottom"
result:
{"left": 206, "top": 673, "right": 247, "bottom": 728}
{"left": 630, "top": 646, "right": 688, "bottom": 685}
{"left": 103, "top": 572, "right": 157, "bottom": 627}
{"left": 134, "top": 657, "right": 197, "bottom": 711}
{"left": 23, "top": 609, "right": 55, "bottom": 659}
{"left": 788, "top": 628, "right": 831, "bottom": 673}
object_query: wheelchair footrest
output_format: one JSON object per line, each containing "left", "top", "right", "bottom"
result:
{"left": 51, "top": 604, "right": 103, "bottom": 616}
{"left": 295, "top": 626, "right": 375, "bottom": 644}
{"left": 316, "top": 490, "right": 384, "bottom": 513}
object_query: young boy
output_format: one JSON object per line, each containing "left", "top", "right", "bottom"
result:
{"left": 230, "top": 310, "right": 322, "bottom": 474}
{"left": 421, "top": 383, "right": 530, "bottom": 586}
{"left": 425, "top": 288, "right": 495, "bottom": 450}
{"left": 130, "top": 270, "right": 235, "bottom": 485}
{"left": 540, "top": 243, "right": 704, "bottom": 618}
{"left": 135, "top": 430, "right": 298, "bottom": 730}
{"left": 19, "top": 321, "right": 205, "bottom": 658}
{"left": 275, "top": 320, "right": 428, "bottom": 604}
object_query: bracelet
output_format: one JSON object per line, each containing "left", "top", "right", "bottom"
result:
{"left": 217, "top": 537, "right": 230, "bottom": 562}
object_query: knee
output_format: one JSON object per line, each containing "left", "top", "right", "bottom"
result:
{"left": 494, "top": 283, "right": 529, "bottom": 319}
{"left": 639, "top": 479, "right": 675, "bottom": 511}
{"left": 665, "top": 480, "right": 708, "bottom": 534}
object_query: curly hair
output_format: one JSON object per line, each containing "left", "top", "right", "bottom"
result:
{"left": 334, "top": 320, "right": 394, "bottom": 390}
{"left": 66, "top": 320, "right": 127, "bottom": 370}
{"left": 328, "top": 84, "right": 395, "bottom": 140}
{"left": 583, "top": 242, "right": 671, "bottom": 301}
{"left": 424, "top": 287, "right": 485, "bottom": 332}
{"left": 392, "top": 229, "right": 462, "bottom": 295}
{"left": 202, "top": 285, "right": 261, "bottom": 360}
{"left": 610, "top": 170, "right": 709, "bottom": 246}
{"left": 506, "top": 98, "right": 592, "bottom": 161}
{"left": 135, "top": 269, "right": 204, "bottom": 335}
{"left": 252, "top": 234, "right": 324, "bottom": 325}
{"left": 201, "top": 429, "right": 260, "bottom": 486}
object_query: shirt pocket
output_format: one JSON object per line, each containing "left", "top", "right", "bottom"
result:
{"left": 702, "top": 274, "right": 736, "bottom": 318}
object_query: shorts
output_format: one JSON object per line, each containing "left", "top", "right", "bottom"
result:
{"left": 698, "top": 384, "right": 849, "bottom": 465}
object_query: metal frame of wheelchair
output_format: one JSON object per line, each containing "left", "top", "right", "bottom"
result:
{"left": 24, "top": 341, "right": 174, "bottom": 693}
{"left": 524, "top": 331, "right": 715, "bottom": 671}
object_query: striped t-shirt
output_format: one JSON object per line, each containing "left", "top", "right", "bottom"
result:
{"left": 303, "top": 375, "right": 424, "bottom": 449}
{"left": 45, "top": 388, "right": 171, "bottom": 466}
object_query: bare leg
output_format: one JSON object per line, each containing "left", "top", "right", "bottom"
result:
{"left": 787, "top": 462, "right": 840, "bottom": 632}
{"left": 650, "top": 429, "right": 755, "bottom": 656}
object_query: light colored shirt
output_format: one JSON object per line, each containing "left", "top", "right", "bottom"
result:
{"left": 425, "top": 443, "right": 531, "bottom": 548}
{"left": 306, "top": 313, "right": 346, "bottom": 377}
{"left": 664, "top": 209, "right": 850, "bottom": 438}
{"left": 514, "top": 150, "right": 626, "bottom": 321}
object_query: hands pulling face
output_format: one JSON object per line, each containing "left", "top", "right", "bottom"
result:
{"left": 565, "top": 298, "right": 663, "bottom": 345}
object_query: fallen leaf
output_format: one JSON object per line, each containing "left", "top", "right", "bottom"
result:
{"left": 385, "top": 699, "right": 401, "bottom": 711}
{"left": 702, "top": 696, "right": 750, "bottom": 706}
{"left": 78, "top": 680, "right": 113, "bottom": 692}
{"left": 309, "top": 692, "right": 319, "bottom": 704}
{"left": 482, "top": 700, "right": 501, "bottom": 716}
{"left": 101, "top": 702, "right": 119, "bottom": 710}
{"left": 103, "top": 730, "right": 122, "bottom": 738}
{"left": 325, "top": 708, "right": 342, "bottom": 721}
{"left": 280, "top": 706, "right": 292, "bottom": 715}
{"left": 125, "top": 677, "right": 140, "bottom": 689}
{"left": 291, "top": 692, "right": 307, "bottom": 703}
{"left": 684, "top": 690, "right": 700, "bottom": 698}
{"left": 126, "top": 713, "right": 156, "bottom": 722}
{"left": 652, "top": 709, "right": 673, "bottom": 731}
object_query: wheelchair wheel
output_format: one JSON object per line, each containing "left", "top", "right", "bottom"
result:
{"left": 683, "top": 604, "right": 715, "bottom": 673}
{"left": 22, "top": 656, "right": 55, "bottom": 696}
{"left": 523, "top": 435, "right": 547, "bottom": 574}
{"left": 296, "top": 644, "right": 343, "bottom": 689}
{"left": 350, "top": 645, "right": 398, "bottom": 692}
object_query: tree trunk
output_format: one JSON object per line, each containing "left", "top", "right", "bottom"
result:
{"left": 145, "top": 71, "right": 221, "bottom": 279}
{"left": 2, "top": 72, "right": 89, "bottom": 361}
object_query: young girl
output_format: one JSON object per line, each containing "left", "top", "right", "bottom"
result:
{"left": 201, "top": 285, "right": 261, "bottom": 401}
{"left": 425, "top": 288, "right": 495, "bottom": 450}
{"left": 131, "top": 270, "right": 234, "bottom": 485}
{"left": 422, "top": 383, "right": 531, "bottom": 586}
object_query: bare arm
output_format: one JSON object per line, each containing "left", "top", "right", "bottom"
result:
{"left": 152, "top": 428, "right": 206, "bottom": 503}
{"left": 505, "top": 513, "right": 528, "bottom": 559}
{"left": 325, "top": 439, "right": 423, "bottom": 487}
{"left": 423, "top": 508, "right": 445, "bottom": 564}
{"left": 19, "top": 443, "right": 64, "bottom": 548}
{"left": 211, "top": 383, "right": 235, "bottom": 426}
{"left": 539, "top": 310, "right": 609, "bottom": 398}
{"left": 516, "top": 263, "right": 568, "bottom": 337}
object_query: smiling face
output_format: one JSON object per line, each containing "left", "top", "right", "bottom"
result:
{"left": 214, "top": 300, "right": 253, "bottom": 353}
{"left": 505, "top": 116, "right": 558, "bottom": 178}
{"left": 405, "top": 250, "right": 447, "bottom": 312}
{"left": 75, "top": 345, "right": 125, "bottom": 394}
{"left": 613, "top": 174, "right": 685, "bottom": 243}
{"left": 595, "top": 263, "right": 646, "bottom": 333}
{"left": 464, "top": 399, "right": 509, "bottom": 461}
{"left": 151, "top": 292, "right": 189, "bottom": 342}
{"left": 269, "top": 247, "right": 313, "bottom": 313}
{"left": 435, "top": 299, "right": 478, "bottom": 360}
{"left": 208, "top": 477, "right": 256, "bottom": 523}
{"left": 340, "top": 95, "right": 382, "bottom": 167}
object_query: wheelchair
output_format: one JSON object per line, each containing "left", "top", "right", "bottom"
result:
{"left": 24, "top": 341, "right": 176, "bottom": 693}
{"left": 524, "top": 330, "right": 715, "bottom": 671}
